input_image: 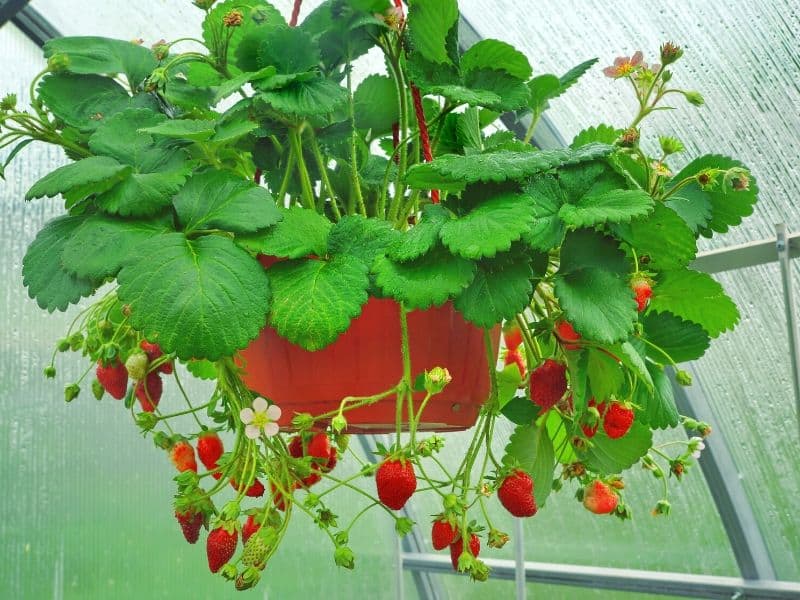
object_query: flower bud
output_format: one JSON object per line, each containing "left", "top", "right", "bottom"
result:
{"left": 675, "top": 370, "right": 692, "bottom": 386}
{"left": 331, "top": 414, "right": 347, "bottom": 434}
{"left": 43, "top": 365, "right": 57, "bottom": 378}
{"left": 193, "top": 0, "right": 217, "bottom": 9}
{"left": 151, "top": 39, "right": 170, "bottom": 61}
{"left": 658, "top": 135, "right": 684, "bottom": 156}
{"left": 92, "top": 379, "right": 105, "bottom": 400}
{"left": 424, "top": 366, "right": 452, "bottom": 394}
{"left": 659, "top": 42, "right": 683, "bottom": 65}
{"left": 136, "top": 411, "right": 159, "bottom": 431}
{"left": 683, "top": 91, "right": 705, "bottom": 106}
{"left": 64, "top": 383, "right": 80, "bottom": 402}
{"left": 220, "top": 563, "right": 238, "bottom": 581}
{"left": 0, "top": 93, "right": 17, "bottom": 111}
{"left": 47, "top": 53, "right": 70, "bottom": 72}
{"left": 488, "top": 528, "right": 509, "bottom": 548}
{"left": 334, "top": 546, "right": 355, "bottom": 569}
{"left": 652, "top": 499, "right": 671, "bottom": 516}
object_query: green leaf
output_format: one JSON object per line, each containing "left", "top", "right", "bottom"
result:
{"left": 610, "top": 202, "right": 697, "bottom": 271}
{"left": 635, "top": 364, "right": 679, "bottom": 429}
{"left": 559, "top": 189, "right": 654, "bottom": 228}
{"left": 258, "top": 25, "right": 321, "bottom": 74}
{"left": 389, "top": 204, "right": 452, "bottom": 262}
{"left": 117, "top": 233, "right": 271, "bottom": 360}
{"left": 61, "top": 214, "right": 173, "bottom": 280}
{"left": 213, "top": 118, "right": 260, "bottom": 143}
{"left": 554, "top": 230, "right": 636, "bottom": 344}
{"left": 523, "top": 177, "right": 565, "bottom": 251}
{"left": 454, "top": 254, "right": 534, "bottom": 328}
{"left": 614, "top": 341, "right": 653, "bottom": 391}
{"left": 503, "top": 422, "right": 555, "bottom": 507}
{"left": 546, "top": 410, "right": 577, "bottom": 463}
{"left": 586, "top": 348, "right": 624, "bottom": 400}
{"left": 300, "top": 1, "right": 383, "bottom": 71}
{"left": 173, "top": 171, "right": 280, "bottom": 234}
{"left": 44, "top": 36, "right": 157, "bottom": 89}
{"left": 327, "top": 215, "right": 400, "bottom": 269}
{"left": 268, "top": 256, "right": 369, "bottom": 350}
{"left": 405, "top": 144, "right": 614, "bottom": 192}
{"left": 571, "top": 124, "right": 622, "bottom": 149}
{"left": 22, "top": 215, "right": 99, "bottom": 312}
{"left": 373, "top": 246, "right": 476, "bottom": 309}
{"left": 555, "top": 58, "right": 598, "bottom": 98}
{"left": 407, "top": 0, "right": 459, "bottom": 65}
{"left": 648, "top": 269, "right": 739, "bottom": 338}
{"left": 527, "top": 74, "right": 559, "bottom": 111}
{"left": 0, "top": 139, "right": 34, "bottom": 180}
{"left": 258, "top": 78, "right": 348, "bottom": 118}
{"left": 89, "top": 109, "right": 191, "bottom": 217}
{"left": 37, "top": 73, "right": 157, "bottom": 132}
{"left": 497, "top": 364, "right": 524, "bottom": 410}
{"left": 564, "top": 350, "right": 589, "bottom": 413}
{"left": 25, "top": 156, "right": 131, "bottom": 201}
{"left": 580, "top": 422, "right": 652, "bottom": 475}
{"left": 456, "top": 108, "right": 482, "bottom": 152}
{"left": 140, "top": 119, "right": 217, "bottom": 141}
{"left": 462, "top": 69, "right": 531, "bottom": 112}
{"left": 353, "top": 75, "right": 400, "bottom": 135}
{"left": 461, "top": 39, "right": 532, "bottom": 80}
{"left": 641, "top": 311, "right": 710, "bottom": 364}
{"left": 665, "top": 195, "right": 712, "bottom": 234}
{"left": 666, "top": 155, "right": 757, "bottom": 237}
{"left": 186, "top": 359, "right": 218, "bottom": 380}
{"left": 239, "top": 206, "right": 332, "bottom": 258}
{"left": 440, "top": 191, "right": 535, "bottom": 259}
{"left": 502, "top": 396, "right": 540, "bottom": 426}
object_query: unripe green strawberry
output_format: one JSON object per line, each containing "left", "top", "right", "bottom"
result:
{"left": 125, "top": 351, "right": 148, "bottom": 381}
{"left": 241, "top": 528, "right": 272, "bottom": 569}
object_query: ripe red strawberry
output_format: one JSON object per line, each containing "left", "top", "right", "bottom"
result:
{"left": 175, "top": 510, "right": 203, "bottom": 544}
{"left": 497, "top": 470, "right": 538, "bottom": 517}
{"left": 307, "top": 433, "right": 331, "bottom": 461}
{"left": 431, "top": 518, "right": 457, "bottom": 550}
{"left": 554, "top": 319, "right": 581, "bottom": 350}
{"left": 581, "top": 399, "right": 603, "bottom": 438}
{"left": 582, "top": 480, "right": 619, "bottom": 515}
{"left": 287, "top": 435, "right": 303, "bottom": 458}
{"left": 376, "top": 459, "right": 417, "bottom": 510}
{"left": 449, "top": 533, "right": 480, "bottom": 570}
{"left": 231, "top": 478, "right": 265, "bottom": 497}
{"left": 140, "top": 340, "right": 173, "bottom": 374}
{"left": 96, "top": 359, "right": 128, "bottom": 400}
{"left": 135, "top": 371, "right": 162, "bottom": 412}
{"left": 271, "top": 481, "right": 298, "bottom": 511}
{"left": 631, "top": 277, "right": 653, "bottom": 312}
{"left": 504, "top": 349, "right": 526, "bottom": 378}
{"left": 197, "top": 431, "right": 224, "bottom": 470}
{"left": 301, "top": 471, "right": 322, "bottom": 487}
{"left": 603, "top": 402, "right": 634, "bottom": 439}
{"left": 503, "top": 323, "right": 523, "bottom": 352}
{"left": 529, "top": 360, "right": 567, "bottom": 410}
{"left": 242, "top": 514, "right": 261, "bottom": 545}
{"left": 323, "top": 447, "right": 338, "bottom": 472}
{"left": 170, "top": 440, "right": 198, "bottom": 473}
{"left": 206, "top": 525, "right": 238, "bottom": 573}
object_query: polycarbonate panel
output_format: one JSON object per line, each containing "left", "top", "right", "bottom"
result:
{"left": 689, "top": 262, "right": 800, "bottom": 581}
{"left": 460, "top": 0, "right": 800, "bottom": 250}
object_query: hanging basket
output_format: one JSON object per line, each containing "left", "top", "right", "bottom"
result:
{"left": 240, "top": 297, "right": 499, "bottom": 433}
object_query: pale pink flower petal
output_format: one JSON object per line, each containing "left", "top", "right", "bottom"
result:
{"left": 631, "top": 51, "right": 644, "bottom": 66}
{"left": 252, "top": 397, "right": 268, "bottom": 413}
{"left": 266, "top": 404, "right": 282, "bottom": 421}
{"left": 245, "top": 424, "right": 260, "bottom": 439}
{"left": 264, "top": 422, "right": 280, "bottom": 437}
{"left": 240, "top": 407, "right": 255, "bottom": 424}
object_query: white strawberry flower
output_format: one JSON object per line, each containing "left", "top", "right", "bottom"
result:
{"left": 688, "top": 436, "right": 706, "bottom": 459}
{"left": 240, "top": 397, "right": 281, "bottom": 439}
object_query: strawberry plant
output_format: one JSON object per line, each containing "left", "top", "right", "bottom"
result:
{"left": 1, "top": 0, "right": 756, "bottom": 588}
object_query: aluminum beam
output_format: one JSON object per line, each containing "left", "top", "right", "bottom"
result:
{"left": 671, "top": 368, "right": 777, "bottom": 581}
{"left": 692, "top": 232, "right": 800, "bottom": 275}
{"left": 0, "top": 0, "right": 29, "bottom": 27}
{"left": 10, "top": 5, "right": 59, "bottom": 47}
{"left": 776, "top": 224, "right": 800, "bottom": 439}
{"left": 403, "top": 553, "right": 800, "bottom": 600}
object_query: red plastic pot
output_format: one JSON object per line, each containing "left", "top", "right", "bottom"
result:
{"left": 239, "top": 297, "right": 499, "bottom": 433}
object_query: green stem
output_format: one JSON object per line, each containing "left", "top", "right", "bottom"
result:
{"left": 346, "top": 56, "right": 366, "bottom": 216}
{"left": 307, "top": 129, "right": 341, "bottom": 221}
{"left": 288, "top": 127, "right": 316, "bottom": 211}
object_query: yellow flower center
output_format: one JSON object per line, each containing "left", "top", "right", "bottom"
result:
{"left": 252, "top": 411, "right": 269, "bottom": 429}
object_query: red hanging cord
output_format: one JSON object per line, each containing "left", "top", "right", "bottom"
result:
{"left": 391, "top": 123, "right": 401, "bottom": 164}
{"left": 392, "top": 0, "right": 439, "bottom": 203}
{"left": 289, "top": 0, "right": 302, "bottom": 26}
{"left": 254, "top": 168, "right": 262, "bottom": 184}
